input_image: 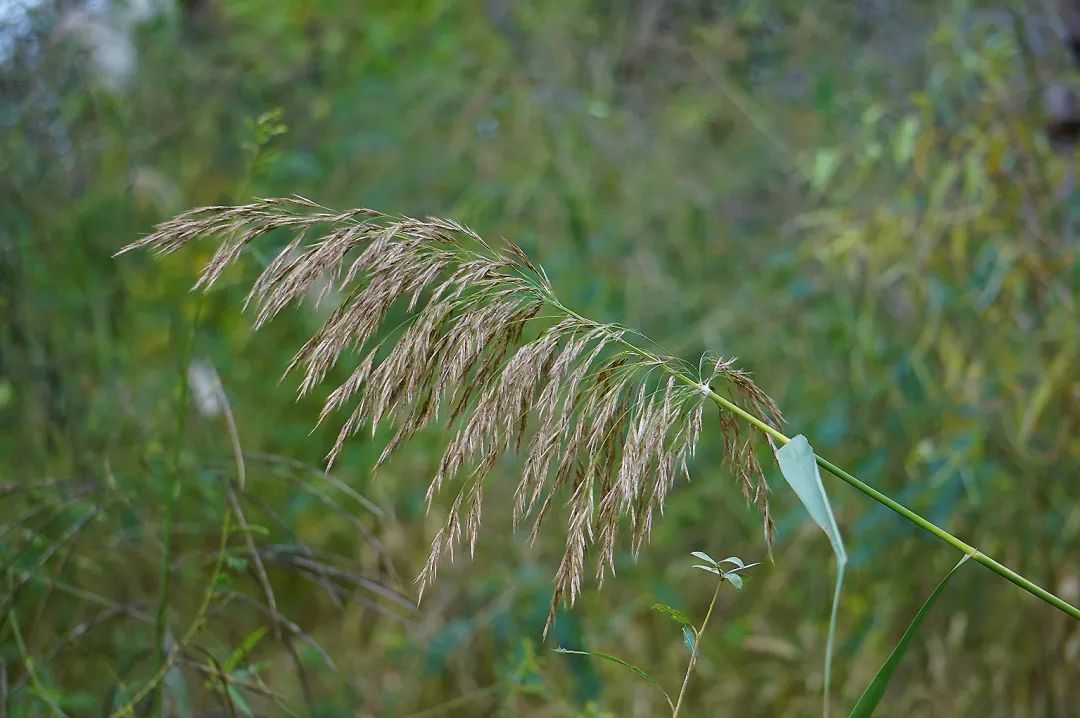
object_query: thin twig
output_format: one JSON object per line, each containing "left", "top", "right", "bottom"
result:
{"left": 154, "top": 301, "right": 202, "bottom": 718}
{"left": 672, "top": 577, "right": 723, "bottom": 717}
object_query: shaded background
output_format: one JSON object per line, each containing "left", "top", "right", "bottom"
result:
{"left": 3, "top": 1, "right": 1080, "bottom": 715}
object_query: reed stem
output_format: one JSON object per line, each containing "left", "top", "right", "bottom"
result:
{"left": 556, "top": 299, "right": 1080, "bottom": 622}
{"left": 695, "top": 384, "right": 1080, "bottom": 623}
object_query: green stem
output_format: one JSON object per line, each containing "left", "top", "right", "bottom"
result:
{"left": 155, "top": 301, "right": 203, "bottom": 717}
{"left": 672, "top": 576, "right": 723, "bottom": 718}
{"left": 697, "top": 385, "right": 1080, "bottom": 623}
{"left": 552, "top": 297, "right": 1080, "bottom": 622}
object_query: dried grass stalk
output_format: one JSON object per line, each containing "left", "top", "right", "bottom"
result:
{"left": 118, "top": 196, "right": 783, "bottom": 633}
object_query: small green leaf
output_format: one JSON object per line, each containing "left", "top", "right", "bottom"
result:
{"left": 651, "top": 603, "right": 692, "bottom": 626}
{"left": 692, "top": 564, "right": 720, "bottom": 575}
{"left": 553, "top": 648, "right": 671, "bottom": 709}
{"left": 722, "top": 572, "right": 744, "bottom": 590}
{"left": 718, "top": 556, "right": 746, "bottom": 568}
{"left": 849, "top": 555, "right": 970, "bottom": 717}
{"left": 690, "top": 551, "right": 717, "bottom": 566}
{"left": 682, "top": 626, "right": 697, "bottom": 654}
{"left": 223, "top": 627, "right": 268, "bottom": 674}
{"left": 227, "top": 685, "right": 254, "bottom": 717}
{"left": 810, "top": 149, "right": 840, "bottom": 191}
{"left": 893, "top": 115, "right": 919, "bottom": 166}
{"left": 224, "top": 555, "right": 248, "bottom": 573}
{"left": 229, "top": 524, "right": 270, "bottom": 537}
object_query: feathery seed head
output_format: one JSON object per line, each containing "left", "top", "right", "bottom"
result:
{"left": 118, "top": 197, "right": 782, "bottom": 634}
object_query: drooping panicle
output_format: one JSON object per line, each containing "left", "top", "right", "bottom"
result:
{"left": 118, "top": 197, "right": 782, "bottom": 633}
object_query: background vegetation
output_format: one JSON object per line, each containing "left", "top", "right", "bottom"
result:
{"left": 2, "top": 1, "right": 1079, "bottom": 715}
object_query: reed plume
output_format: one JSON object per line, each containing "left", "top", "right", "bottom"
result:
{"left": 118, "top": 196, "right": 782, "bottom": 631}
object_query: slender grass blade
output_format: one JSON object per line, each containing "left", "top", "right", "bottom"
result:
{"left": 849, "top": 555, "right": 970, "bottom": 717}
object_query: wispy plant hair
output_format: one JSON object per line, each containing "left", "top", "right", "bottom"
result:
{"left": 118, "top": 196, "right": 783, "bottom": 632}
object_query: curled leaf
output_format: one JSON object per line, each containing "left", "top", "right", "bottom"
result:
{"left": 651, "top": 603, "right": 692, "bottom": 626}
{"left": 682, "top": 626, "right": 697, "bottom": 654}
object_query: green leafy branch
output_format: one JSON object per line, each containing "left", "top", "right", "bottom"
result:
{"left": 555, "top": 552, "right": 756, "bottom": 717}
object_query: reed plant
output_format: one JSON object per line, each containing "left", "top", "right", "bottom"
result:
{"left": 118, "top": 196, "right": 1080, "bottom": 713}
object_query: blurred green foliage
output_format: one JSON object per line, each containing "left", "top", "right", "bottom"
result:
{"left": 2, "top": 0, "right": 1079, "bottom": 715}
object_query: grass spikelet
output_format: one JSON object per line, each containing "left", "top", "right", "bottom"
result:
{"left": 118, "top": 197, "right": 783, "bottom": 633}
